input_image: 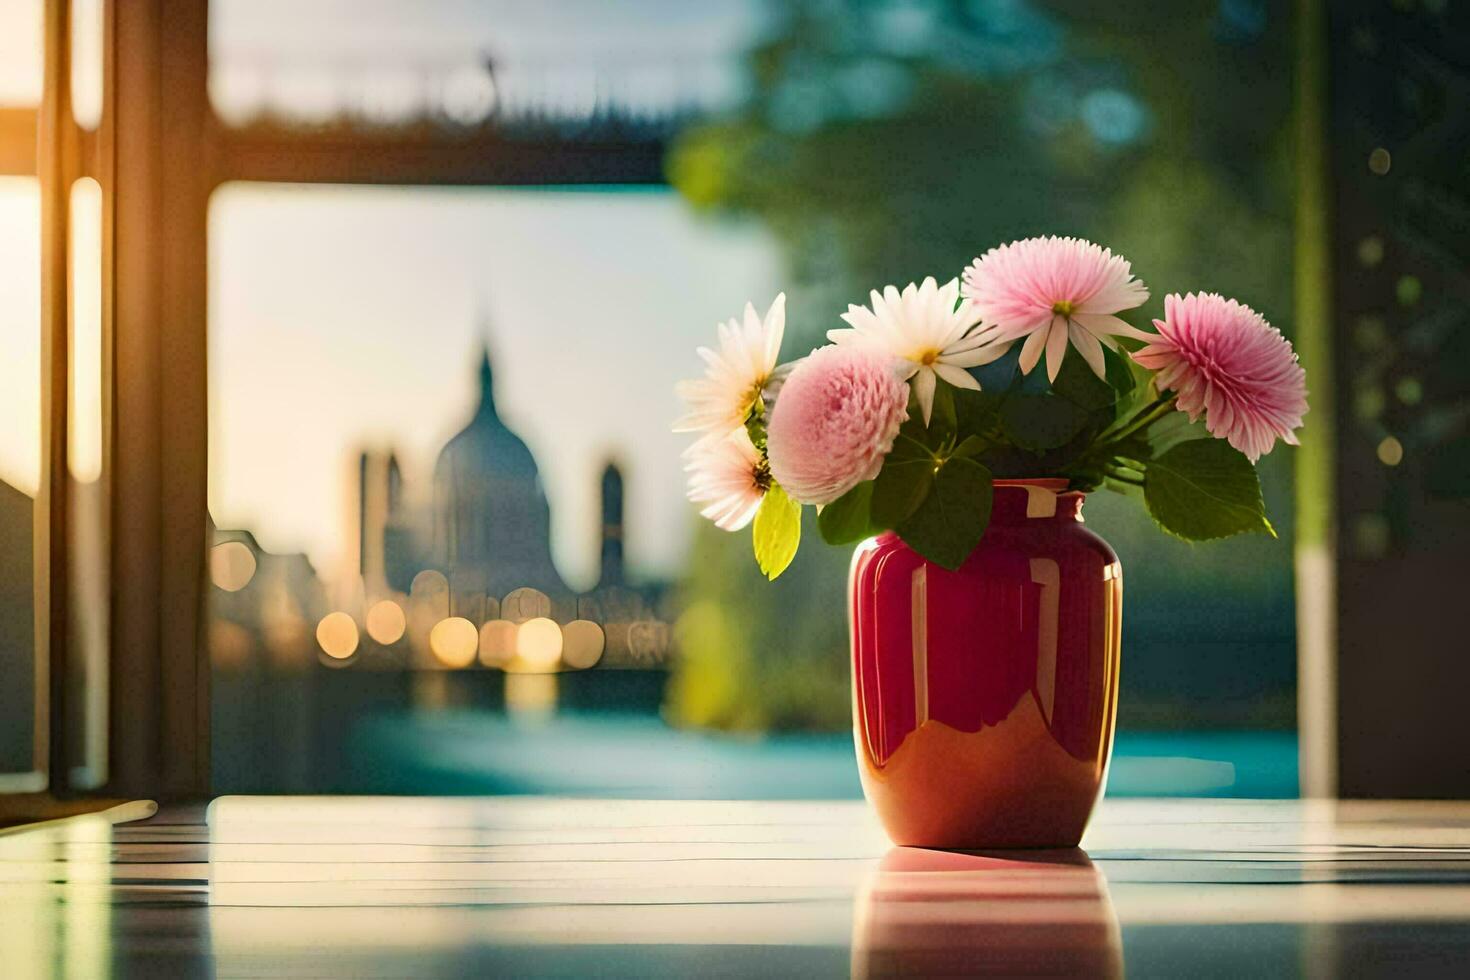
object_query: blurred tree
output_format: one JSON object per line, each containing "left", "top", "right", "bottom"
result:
{"left": 669, "top": 0, "right": 1299, "bottom": 731}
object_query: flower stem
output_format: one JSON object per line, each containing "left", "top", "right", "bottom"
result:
{"left": 1104, "top": 394, "right": 1178, "bottom": 446}
{"left": 1104, "top": 466, "right": 1144, "bottom": 487}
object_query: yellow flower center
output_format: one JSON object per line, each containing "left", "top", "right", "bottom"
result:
{"left": 918, "top": 349, "right": 940, "bottom": 366}
{"left": 740, "top": 377, "right": 769, "bottom": 414}
{"left": 1052, "top": 300, "right": 1076, "bottom": 317}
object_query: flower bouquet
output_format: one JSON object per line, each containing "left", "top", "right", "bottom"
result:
{"left": 675, "top": 235, "right": 1307, "bottom": 848}
{"left": 675, "top": 236, "right": 1307, "bottom": 578}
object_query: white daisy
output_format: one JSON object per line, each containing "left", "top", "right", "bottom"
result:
{"left": 674, "top": 293, "right": 787, "bottom": 440}
{"left": 683, "top": 428, "right": 769, "bottom": 531}
{"left": 827, "top": 277, "right": 1007, "bottom": 424}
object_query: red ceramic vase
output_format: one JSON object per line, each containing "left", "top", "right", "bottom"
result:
{"left": 849, "top": 479, "right": 1122, "bottom": 848}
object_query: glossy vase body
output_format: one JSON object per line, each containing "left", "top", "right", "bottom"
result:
{"left": 849, "top": 479, "right": 1122, "bottom": 849}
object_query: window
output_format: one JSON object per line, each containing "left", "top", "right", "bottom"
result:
{"left": 205, "top": 1, "right": 1299, "bottom": 798}
{"left": 0, "top": 0, "right": 43, "bottom": 791}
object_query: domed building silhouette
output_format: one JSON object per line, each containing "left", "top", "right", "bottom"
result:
{"left": 431, "top": 345, "right": 567, "bottom": 598}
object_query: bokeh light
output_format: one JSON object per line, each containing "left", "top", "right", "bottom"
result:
{"left": 1376, "top": 436, "right": 1404, "bottom": 467}
{"left": 515, "top": 617, "right": 562, "bottom": 671}
{"left": 210, "top": 541, "right": 257, "bottom": 592}
{"left": 429, "top": 616, "right": 478, "bottom": 667}
{"left": 365, "top": 599, "right": 407, "bottom": 645}
{"left": 503, "top": 586, "right": 550, "bottom": 623}
{"left": 315, "top": 611, "right": 359, "bottom": 659}
{"left": 441, "top": 64, "right": 497, "bottom": 124}
{"left": 478, "top": 618, "right": 517, "bottom": 668}
{"left": 560, "top": 619, "right": 605, "bottom": 670}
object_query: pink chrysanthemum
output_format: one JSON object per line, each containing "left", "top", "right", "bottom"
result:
{"left": 766, "top": 344, "right": 909, "bottom": 506}
{"left": 1132, "top": 292, "right": 1308, "bottom": 461}
{"left": 962, "top": 236, "right": 1151, "bottom": 381}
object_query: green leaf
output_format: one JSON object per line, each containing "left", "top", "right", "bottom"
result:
{"left": 1143, "top": 440, "right": 1275, "bottom": 542}
{"left": 752, "top": 483, "right": 802, "bottom": 579}
{"left": 927, "top": 380, "right": 958, "bottom": 442}
{"left": 896, "top": 457, "right": 994, "bottom": 570}
{"left": 871, "top": 457, "right": 935, "bottom": 528}
{"left": 999, "top": 393, "right": 1091, "bottom": 450}
{"left": 1102, "top": 475, "right": 1145, "bottom": 500}
{"left": 744, "top": 413, "right": 767, "bottom": 452}
{"left": 1105, "top": 347, "right": 1139, "bottom": 400}
{"left": 887, "top": 432, "right": 932, "bottom": 461}
{"left": 1049, "top": 349, "right": 1116, "bottom": 411}
{"left": 952, "top": 434, "right": 989, "bottom": 459}
{"left": 953, "top": 386, "right": 1002, "bottom": 436}
{"left": 1146, "top": 411, "right": 1208, "bottom": 456}
{"left": 817, "top": 481, "right": 885, "bottom": 545}
{"left": 895, "top": 399, "right": 930, "bottom": 449}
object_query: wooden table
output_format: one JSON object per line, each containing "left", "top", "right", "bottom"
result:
{"left": 3, "top": 797, "right": 1470, "bottom": 977}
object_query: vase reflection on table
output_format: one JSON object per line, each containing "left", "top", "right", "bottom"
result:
{"left": 851, "top": 846, "right": 1123, "bottom": 979}
{"left": 850, "top": 480, "right": 1121, "bottom": 849}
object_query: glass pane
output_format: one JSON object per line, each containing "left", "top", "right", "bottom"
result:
{"left": 208, "top": 184, "right": 779, "bottom": 792}
{"left": 208, "top": 1, "right": 1299, "bottom": 798}
{"left": 0, "top": 0, "right": 42, "bottom": 107}
{"left": 0, "top": 177, "right": 40, "bottom": 785}
{"left": 70, "top": 0, "right": 103, "bottom": 130}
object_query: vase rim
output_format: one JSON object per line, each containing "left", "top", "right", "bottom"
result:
{"left": 992, "top": 478, "right": 1073, "bottom": 492}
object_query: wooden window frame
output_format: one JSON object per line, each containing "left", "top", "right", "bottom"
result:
{"left": 6, "top": 0, "right": 1372, "bottom": 801}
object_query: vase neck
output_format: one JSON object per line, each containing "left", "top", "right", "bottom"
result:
{"left": 989, "top": 479, "right": 1084, "bottom": 524}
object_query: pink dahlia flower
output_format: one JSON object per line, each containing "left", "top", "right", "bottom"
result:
{"left": 962, "top": 236, "right": 1151, "bottom": 381}
{"left": 767, "top": 344, "right": 909, "bottom": 506}
{"left": 1133, "top": 292, "right": 1308, "bottom": 461}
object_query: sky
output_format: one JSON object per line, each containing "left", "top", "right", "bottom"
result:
{"left": 2, "top": 178, "right": 785, "bottom": 587}
{"left": 209, "top": 184, "right": 780, "bottom": 589}
{"left": 0, "top": 0, "right": 780, "bottom": 589}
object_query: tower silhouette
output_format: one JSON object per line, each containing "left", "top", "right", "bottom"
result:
{"left": 599, "top": 461, "right": 625, "bottom": 587}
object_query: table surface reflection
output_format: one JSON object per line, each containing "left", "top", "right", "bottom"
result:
{"left": 3, "top": 796, "right": 1470, "bottom": 978}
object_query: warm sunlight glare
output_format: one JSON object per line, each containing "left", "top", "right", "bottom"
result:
{"left": 0, "top": 178, "right": 41, "bottom": 497}
{"left": 69, "top": 178, "right": 102, "bottom": 482}
{"left": 515, "top": 617, "right": 562, "bottom": 671}
{"left": 505, "top": 672, "right": 557, "bottom": 716}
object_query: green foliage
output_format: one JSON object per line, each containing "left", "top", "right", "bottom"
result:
{"left": 668, "top": 512, "right": 852, "bottom": 733}
{"left": 953, "top": 386, "right": 1003, "bottom": 437}
{"left": 895, "top": 456, "right": 994, "bottom": 570}
{"left": 816, "top": 481, "right": 882, "bottom": 545}
{"left": 669, "top": 0, "right": 1298, "bottom": 732}
{"left": 752, "top": 483, "right": 802, "bottom": 579}
{"left": 870, "top": 442, "right": 935, "bottom": 528}
{"left": 1143, "top": 440, "right": 1275, "bottom": 541}
{"left": 999, "top": 393, "right": 1093, "bottom": 450}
